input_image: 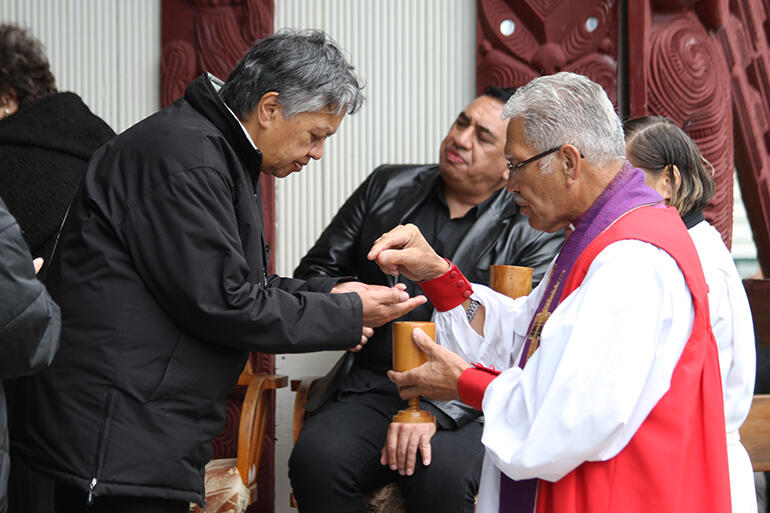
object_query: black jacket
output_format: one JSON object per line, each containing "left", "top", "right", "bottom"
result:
{"left": 295, "top": 164, "right": 564, "bottom": 422}
{"left": 12, "top": 74, "right": 362, "bottom": 505}
{"left": 0, "top": 92, "right": 115, "bottom": 277}
{"left": 0, "top": 198, "right": 60, "bottom": 513}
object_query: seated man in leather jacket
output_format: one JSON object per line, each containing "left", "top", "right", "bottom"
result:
{"left": 289, "top": 87, "right": 564, "bottom": 513}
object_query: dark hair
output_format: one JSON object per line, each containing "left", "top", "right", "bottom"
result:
{"left": 624, "top": 116, "right": 715, "bottom": 217}
{"left": 483, "top": 86, "right": 516, "bottom": 105}
{"left": 0, "top": 24, "right": 56, "bottom": 106}
{"left": 220, "top": 29, "right": 364, "bottom": 120}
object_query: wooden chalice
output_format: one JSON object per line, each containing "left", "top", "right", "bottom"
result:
{"left": 489, "top": 265, "right": 533, "bottom": 299}
{"left": 392, "top": 321, "right": 436, "bottom": 423}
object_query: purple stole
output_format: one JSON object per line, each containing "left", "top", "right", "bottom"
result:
{"left": 498, "top": 163, "right": 662, "bottom": 513}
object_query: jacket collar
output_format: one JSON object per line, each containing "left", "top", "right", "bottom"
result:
{"left": 391, "top": 166, "right": 520, "bottom": 270}
{"left": 184, "top": 73, "right": 263, "bottom": 187}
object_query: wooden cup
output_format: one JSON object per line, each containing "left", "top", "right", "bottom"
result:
{"left": 489, "top": 265, "right": 533, "bottom": 299}
{"left": 391, "top": 321, "right": 436, "bottom": 423}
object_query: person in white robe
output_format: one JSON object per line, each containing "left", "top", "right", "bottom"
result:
{"left": 371, "top": 72, "right": 731, "bottom": 513}
{"left": 625, "top": 115, "right": 757, "bottom": 513}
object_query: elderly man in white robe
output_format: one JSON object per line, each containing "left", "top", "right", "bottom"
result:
{"left": 368, "top": 72, "right": 732, "bottom": 513}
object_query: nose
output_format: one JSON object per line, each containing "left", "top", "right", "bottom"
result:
{"left": 506, "top": 169, "right": 519, "bottom": 193}
{"left": 454, "top": 126, "right": 473, "bottom": 149}
{"left": 309, "top": 141, "right": 323, "bottom": 160}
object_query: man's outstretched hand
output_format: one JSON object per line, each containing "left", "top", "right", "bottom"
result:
{"left": 331, "top": 281, "right": 426, "bottom": 328}
{"left": 367, "top": 224, "right": 450, "bottom": 282}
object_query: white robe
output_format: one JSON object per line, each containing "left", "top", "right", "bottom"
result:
{"left": 689, "top": 220, "right": 756, "bottom": 513}
{"left": 436, "top": 240, "right": 695, "bottom": 513}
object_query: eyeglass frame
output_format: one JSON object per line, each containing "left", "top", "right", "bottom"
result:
{"left": 505, "top": 145, "right": 585, "bottom": 178}
{"left": 505, "top": 146, "right": 562, "bottom": 176}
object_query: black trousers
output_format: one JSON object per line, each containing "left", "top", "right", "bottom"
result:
{"left": 289, "top": 385, "right": 484, "bottom": 513}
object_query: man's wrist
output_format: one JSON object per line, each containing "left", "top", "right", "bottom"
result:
{"left": 458, "top": 365, "right": 499, "bottom": 410}
{"left": 418, "top": 259, "right": 473, "bottom": 312}
{"left": 423, "top": 258, "right": 451, "bottom": 281}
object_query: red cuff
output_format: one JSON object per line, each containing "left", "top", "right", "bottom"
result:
{"left": 418, "top": 259, "right": 473, "bottom": 311}
{"left": 458, "top": 365, "right": 500, "bottom": 410}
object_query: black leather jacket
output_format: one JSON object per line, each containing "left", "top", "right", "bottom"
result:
{"left": 295, "top": 164, "right": 564, "bottom": 425}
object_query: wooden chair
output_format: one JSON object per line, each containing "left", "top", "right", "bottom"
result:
{"left": 288, "top": 268, "right": 532, "bottom": 511}
{"left": 191, "top": 365, "right": 287, "bottom": 513}
{"left": 740, "top": 278, "right": 770, "bottom": 472}
{"left": 290, "top": 377, "right": 405, "bottom": 512}
{"left": 740, "top": 394, "right": 770, "bottom": 472}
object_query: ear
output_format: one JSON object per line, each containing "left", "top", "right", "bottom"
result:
{"left": 668, "top": 164, "right": 682, "bottom": 196}
{"left": 254, "top": 91, "right": 282, "bottom": 128}
{"left": 560, "top": 144, "right": 582, "bottom": 186}
{"left": 0, "top": 90, "right": 19, "bottom": 118}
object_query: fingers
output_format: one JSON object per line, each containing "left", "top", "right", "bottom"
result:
{"left": 411, "top": 327, "right": 437, "bottom": 353}
{"left": 380, "top": 423, "right": 433, "bottom": 476}
{"left": 386, "top": 370, "right": 421, "bottom": 400}
{"left": 33, "top": 258, "right": 44, "bottom": 275}
{"left": 382, "top": 422, "right": 399, "bottom": 470}
{"left": 402, "top": 428, "right": 421, "bottom": 475}
{"left": 362, "top": 293, "right": 427, "bottom": 328}
{"left": 367, "top": 224, "right": 417, "bottom": 262}
{"left": 349, "top": 326, "right": 374, "bottom": 352}
{"left": 370, "top": 286, "right": 410, "bottom": 305}
{"left": 420, "top": 430, "right": 432, "bottom": 466}
{"left": 384, "top": 295, "right": 428, "bottom": 318}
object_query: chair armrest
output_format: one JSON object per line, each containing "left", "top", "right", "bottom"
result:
{"left": 744, "top": 278, "right": 770, "bottom": 347}
{"left": 291, "top": 377, "right": 322, "bottom": 444}
{"left": 236, "top": 373, "right": 288, "bottom": 500}
{"left": 739, "top": 394, "right": 770, "bottom": 472}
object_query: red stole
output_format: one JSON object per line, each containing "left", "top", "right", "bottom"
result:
{"left": 535, "top": 206, "right": 731, "bottom": 513}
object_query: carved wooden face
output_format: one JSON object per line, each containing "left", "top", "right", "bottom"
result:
{"left": 438, "top": 95, "right": 510, "bottom": 198}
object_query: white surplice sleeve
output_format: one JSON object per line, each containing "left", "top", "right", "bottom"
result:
{"left": 434, "top": 259, "right": 555, "bottom": 370}
{"left": 476, "top": 240, "right": 694, "bottom": 483}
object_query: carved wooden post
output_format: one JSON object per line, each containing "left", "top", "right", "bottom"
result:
{"left": 161, "top": 1, "right": 276, "bottom": 511}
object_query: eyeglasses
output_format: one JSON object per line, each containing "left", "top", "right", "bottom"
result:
{"left": 506, "top": 146, "right": 562, "bottom": 176}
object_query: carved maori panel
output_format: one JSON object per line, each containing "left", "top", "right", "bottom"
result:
{"left": 476, "top": 0, "right": 618, "bottom": 103}
{"left": 161, "top": 1, "right": 275, "bottom": 511}
{"left": 716, "top": 0, "right": 770, "bottom": 273}
{"left": 477, "top": 0, "right": 744, "bottom": 253}
{"left": 629, "top": 5, "right": 734, "bottom": 247}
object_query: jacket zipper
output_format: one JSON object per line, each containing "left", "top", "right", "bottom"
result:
{"left": 86, "top": 477, "right": 97, "bottom": 505}
{"left": 88, "top": 387, "right": 116, "bottom": 504}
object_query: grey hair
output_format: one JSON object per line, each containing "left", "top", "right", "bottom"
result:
{"left": 220, "top": 29, "right": 365, "bottom": 119}
{"left": 502, "top": 72, "right": 625, "bottom": 172}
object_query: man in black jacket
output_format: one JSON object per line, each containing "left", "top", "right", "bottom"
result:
{"left": 289, "top": 88, "right": 564, "bottom": 513}
{"left": 10, "top": 29, "right": 423, "bottom": 513}
{"left": 0, "top": 198, "right": 59, "bottom": 513}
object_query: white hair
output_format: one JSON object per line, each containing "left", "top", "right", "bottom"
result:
{"left": 502, "top": 72, "right": 625, "bottom": 172}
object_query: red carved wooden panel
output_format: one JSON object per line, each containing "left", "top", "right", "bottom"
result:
{"left": 628, "top": 1, "right": 734, "bottom": 248}
{"left": 716, "top": 0, "right": 770, "bottom": 274}
{"left": 477, "top": 0, "right": 619, "bottom": 105}
{"left": 161, "top": 1, "right": 275, "bottom": 512}
{"left": 476, "top": 0, "right": 767, "bottom": 257}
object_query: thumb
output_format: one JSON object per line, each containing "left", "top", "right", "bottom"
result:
{"left": 369, "top": 286, "right": 409, "bottom": 305}
{"left": 411, "top": 328, "right": 436, "bottom": 354}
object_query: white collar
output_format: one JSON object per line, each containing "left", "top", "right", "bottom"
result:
{"left": 207, "top": 73, "right": 258, "bottom": 150}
